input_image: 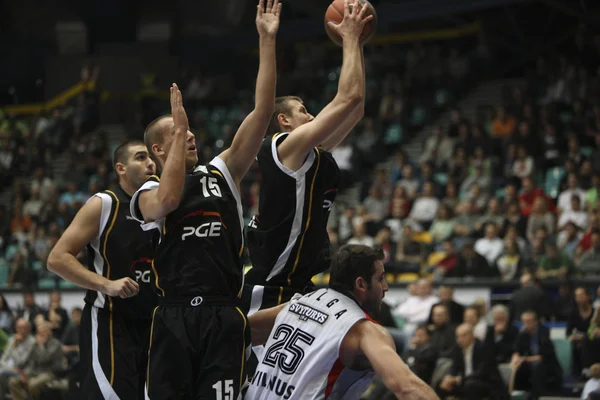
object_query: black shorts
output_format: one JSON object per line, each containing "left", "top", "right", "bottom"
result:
{"left": 78, "top": 303, "right": 151, "bottom": 400}
{"left": 240, "top": 284, "right": 306, "bottom": 317}
{"left": 147, "top": 298, "right": 250, "bottom": 400}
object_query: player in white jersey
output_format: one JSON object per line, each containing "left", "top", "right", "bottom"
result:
{"left": 246, "top": 244, "right": 438, "bottom": 400}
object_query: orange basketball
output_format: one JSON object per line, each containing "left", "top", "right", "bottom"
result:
{"left": 324, "top": 0, "right": 378, "bottom": 46}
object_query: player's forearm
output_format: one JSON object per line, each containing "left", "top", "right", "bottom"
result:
{"left": 336, "top": 39, "right": 363, "bottom": 103}
{"left": 155, "top": 132, "right": 187, "bottom": 214}
{"left": 47, "top": 252, "right": 111, "bottom": 294}
{"left": 321, "top": 47, "right": 365, "bottom": 150}
{"left": 396, "top": 382, "right": 440, "bottom": 400}
{"left": 254, "top": 35, "right": 277, "bottom": 117}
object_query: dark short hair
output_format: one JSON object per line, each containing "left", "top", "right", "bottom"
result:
{"left": 415, "top": 324, "right": 430, "bottom": 335}
{"left": 113, "top": 139, "right": 145, "bottom": 166}
{"left": 266, "top": 96, "right": 303, "bottom": 136}
{"left": 329, "top": 245, "right": 384, "bottom": 292}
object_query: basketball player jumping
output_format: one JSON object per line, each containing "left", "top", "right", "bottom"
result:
{"left": 246, "top": 244, "right": 438, "bottom": 400}
{"left": 129, "top": 0, "right": 281, "bottom": 398}
{"left": 48, "top": 139, "right": 157, "bottom": 399}
{"left": 243, "top": 0, "right": 370, "bottom": 315}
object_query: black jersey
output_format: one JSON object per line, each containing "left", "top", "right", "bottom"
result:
{"left": 131, "top": 157, "right": 244, "bottom": 298}
{"left": 84, "top": 186, "right": 157, "bottom": 319}
{"left": 245, "top": 132, "right": 340, "bottom": 288}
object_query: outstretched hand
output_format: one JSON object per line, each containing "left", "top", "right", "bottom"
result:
{"left": 327, "top": 0, "right": 373, "bottom": 42}
{"left": 170, "top": 83, "right": 189, "bottom": 135}
{"left": 256, "top": 0, "right": 282, "bottom": 38}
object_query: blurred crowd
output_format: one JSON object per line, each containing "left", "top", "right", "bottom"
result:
{"left": 366, "top": 279, "right": 600, "bottom": 399}
{"left": 0, "top": 64, "right": 106, "bottom": 289}
{"left": 0, "top": 291, "right": 79, "bottom": 399}
{"left": 324, "top": 51, "right": 600, "bottom": 284}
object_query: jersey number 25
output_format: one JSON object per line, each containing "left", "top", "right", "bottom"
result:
{"left": 263, "top": 324, "right": 315, "bottom": 375}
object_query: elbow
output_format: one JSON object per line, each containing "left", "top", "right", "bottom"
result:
{"left": 46, "top": 252, "right": 60, "bottom": 273}
{"left": 347, "top": 90, "right": 363, "bottom": 109}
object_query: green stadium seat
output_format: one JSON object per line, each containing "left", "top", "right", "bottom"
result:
{"left": 551, "top": 337, "right": 572, "bottom": 377}
{"left": 545, "top": 167, "right": 566, "bottom": 199}
{"left": 384, "top": 124, "right": 403, "bottom": 145}
{"left": 38, "top": 278, "right": 56, "bottom": 289}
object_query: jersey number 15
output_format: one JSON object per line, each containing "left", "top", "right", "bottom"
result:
{"left": 263, "top": 324, "right": 315, "bottom": 375}
{"left": 200, "top": 176, "right": 222, "bottom": 198}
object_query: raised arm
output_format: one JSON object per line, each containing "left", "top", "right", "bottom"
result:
{"left": 219, "top": 0, "right": 281, "bottom": 185}
{"left": 357, "top": 321, "right": 439, "bottom": 400}
{"left": 47, "top": 196, "right": 139, "bottom": 298}
{"left": 137, "top": 84, "right": 189, "bottom": 222}
{"left": 277, "top": 1, "right": 370, "bottom": 170}
{"left": 320, "top": 45, "right": 366, "bottom": 151}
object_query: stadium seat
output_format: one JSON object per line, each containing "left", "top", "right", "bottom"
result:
{"left": 551, "top": 338, "right": 572, "bottom": 377}
{"left": 498, "top": 363, "right": 527, "bottom": 399}
{"left": 545, "top": 167, "right": 566, "bottom": 199}
{"left": 384, "top": 124, "right": 403, "bottom": 145}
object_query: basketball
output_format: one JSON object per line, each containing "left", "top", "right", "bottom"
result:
{"left": 325, "top": 0, "right": 378, "bottom": 46}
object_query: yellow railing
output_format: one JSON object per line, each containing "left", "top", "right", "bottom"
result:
{"left": 3, "top": 80, "right": 96, "bottom": 116}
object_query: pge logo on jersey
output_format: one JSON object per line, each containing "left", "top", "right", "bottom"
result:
{"left": 289, "top": 303, "right": 329, "bottom": 325}
{"left": 181, "top": 222, "right": 222, "bottom": 240}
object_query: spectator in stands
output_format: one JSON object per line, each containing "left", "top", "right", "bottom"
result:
{"left": 484, "top": 304, "right": 518, "bottom": 364}
{"left": 537, "top": 242, "right": 573, "bottom": 280}
{"left": 504, "top": 202, "right": 527, "bottom": 238}
{"left": 582, "top": 363, "right": 600, "bottom": 400}
{"left": 428, "top": 204, "right": 456, "bottom": 246}
{"left": 397, "top": 164, "right": 419, "bottom": 199}
{"left": 512, "top": 145, "right": 535, "bottom": 179}
{"left": 409, "top": 181, "right": 439, "bottom": 230}
{"left": 0, "top": 319, "right": 34, "bottom": 399}
{"left": 453, "top": 200, "right": 479, "bottom": 245}
{"left": 362, "top": 185, "right": 389, "bottom": 225}
{"left": 394, "top": 225, "right": 424, "bottom": 273}
{"left": 394, "top": 279, "right": 439, "bottom": 337}
{"left": 558, "top": 221, "right": 583, "bottom": 260}
{"left": 16, "top": 292, "right": 44, "bottom": 331}
{"left": 568, "top": 287, "right": 595, "bottom": 377}
{"left": 474, "top": 198, "right": 505, "bottom": 237}
{"left": 526, "top": 197, "right": 555, "bottom": 242}
{"left": 578, "top": 230, "right": 600, "bottom": 276}
{"left": 584, "top": 307, "right": 600, "bottom": 370}
{"left": 491, "top": 106, "right": 516, "bottom": 140}
{"left": 420, "top": 124, "right": 454, "bottom": 168}
{"left": 512, "top": 310, "right": 563, "bottom": 399}
{"left": 428, "top": 303, "right": 456, "bottom": 358}
{"left": 8, "top": 321, "right": 64, "bottom": 400}
{"left": 442, "top": 182, "right": 460, "bottom": 213}
{"left": 558, "top": 195, "right": 589, "bottom": 231}
{"left": 586, "top": 172, "right": 600, "bottom": 211}
{"left": 495, "top": 238, "right": 523, "bottom": 281}
{"left": 402, "top": 325, "right": 438, "bottom": 384}
{"left": 463, "top": 306, "right": 486, "bottom": 341}
{"left": 474, "top": 223, "right": 504, "bottom": 266}
{"left": 428, "top": 285, "right": 464, "bottom": 326}
{"left": 0, "top": 295, "right": 14, "bottom": 334}
{"left": 438, "top": 323, "right": 509, "bottom": 400}
{"left": 554, "top": 281, "right": 575, "bottom": 322}
{"left": 451, "top": 242, "right": 494, "bottom": 278}
{"left": 510, "top": 273, "right": 551, "bottom": 322}
{"left": 61, "top": 307, "right": 80, "bottom": 368}
{"left": 347, "top": 222, "right": 375, "bottom": 248}
{"left": 459, "top": 165, "right": 490, "bottom": 201}
{"left": 519, "top": 176, "right": 554, "bottom": 217}
{"left": 559, "top": 173, "right": 587, "bottom": 213}
{"left": 465, "top": 183, "right": 488, "bottom": 214}
{"left": 429, "top": 240, "right": 459, "bottom": 279}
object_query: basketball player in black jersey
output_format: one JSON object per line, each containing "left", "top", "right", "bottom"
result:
{"left": 243, "top": 1, "right": 371, "bottom": 315}
{"left": 47, "top": 139, "right": 157, "bottom": 399}
{"left": 129, "top": 1, "right": 281, "bottom": 398}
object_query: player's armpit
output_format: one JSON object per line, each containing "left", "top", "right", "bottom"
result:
{"left": 277, "top": 94, "right": 362, "bottom": 171}
{"left": 248, "top": 303, "right": 287, "bottom": 346}
{"left": 357, "top": 321, "right": 440, "bottom": 400}
{"left": 47, "top": 197, "right": 110, "bottom": 292}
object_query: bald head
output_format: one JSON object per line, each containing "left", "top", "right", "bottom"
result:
{"left": 15, "top": 318, "right": 30, "bottom": 336}
{"left": 144, "top": 115, "right": 172, "bottom": 163}
{"left": 455, "top": 323, "right": 475, "bottom": 349}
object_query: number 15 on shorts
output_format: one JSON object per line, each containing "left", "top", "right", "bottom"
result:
{"left": 212, "top": 379, "right": 234, "bottom": 400}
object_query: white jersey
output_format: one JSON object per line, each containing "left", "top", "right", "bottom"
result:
{"left": 245, "top": 288, "right": 375, "bottom": 400}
